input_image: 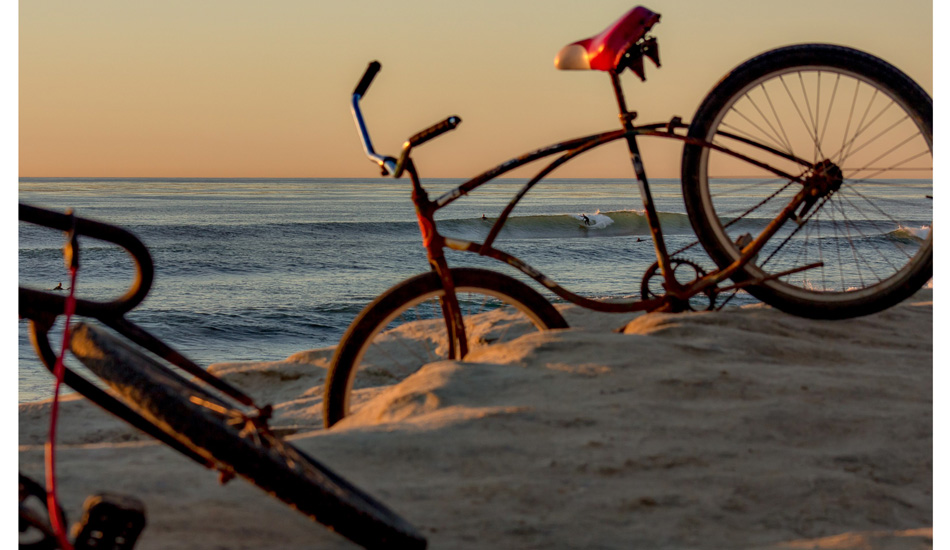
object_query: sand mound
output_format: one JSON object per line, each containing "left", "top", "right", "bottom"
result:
{"left": 19, "top": 290, "right": 932, "bottom": 549}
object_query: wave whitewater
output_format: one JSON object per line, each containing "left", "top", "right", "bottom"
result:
{"left": 439, "top": 210, "right": 694, "bottom": 240}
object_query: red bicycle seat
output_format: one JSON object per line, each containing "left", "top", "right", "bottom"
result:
{"left": 555, "top": 6, "right": 660, "bottom": 71}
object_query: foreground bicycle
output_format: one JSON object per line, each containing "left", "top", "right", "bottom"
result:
{"left": 19, "top": 204, "right": 427, "bottom": 549}
{"left": 324, "top": 6, "right": 932, "bottom": 427}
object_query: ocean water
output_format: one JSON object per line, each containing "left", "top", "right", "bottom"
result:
{"left": 18, "top": 177, "right": 930, "bottom": 403}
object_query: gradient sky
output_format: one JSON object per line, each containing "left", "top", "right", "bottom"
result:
{"left": 19, "top": 1, "right": 933, "bottom": 180}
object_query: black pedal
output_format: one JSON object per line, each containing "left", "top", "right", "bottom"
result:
{"left": 71, "top": 494, "right": 146, "bottom": 550}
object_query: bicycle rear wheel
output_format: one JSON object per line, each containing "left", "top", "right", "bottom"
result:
{"left": 682, "top": 44, "right": 932, "bottom": 319}
{"left": 323, "top": 268, "right": 568, "bottom": 428}
{"left": 69, "top": 322, "right": 426, "bottom": 549}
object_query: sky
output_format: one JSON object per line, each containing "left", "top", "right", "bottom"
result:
{"left": 17, "top": 0, "right": 934, "bottom": 180}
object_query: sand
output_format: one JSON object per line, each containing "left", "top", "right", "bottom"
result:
{"left": 18, "top": 290, "right": 932, "bottom": 549}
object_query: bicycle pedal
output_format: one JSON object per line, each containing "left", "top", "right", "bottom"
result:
{"left": 71, "top": 493, "right": 146, "bottom": 550}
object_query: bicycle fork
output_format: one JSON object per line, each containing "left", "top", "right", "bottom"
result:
{"left": 406, "top": 161, "right": 470, "bottom": 359}
{"left": 611, "top": 72, "right": 680, "bottom": 305}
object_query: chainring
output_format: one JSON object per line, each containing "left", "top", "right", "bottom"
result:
{"left": 640, "top": 257, "right": 718, "bottom": 312}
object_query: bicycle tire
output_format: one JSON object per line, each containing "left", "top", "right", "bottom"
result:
{"left": 324, "top": 268, "right": 568, "bottom": 428}
{"left": 682, "top": 44, "right": 932, "bottom": 319}
{"left": 68, "top": 322, "right": 426, "bottom": 549}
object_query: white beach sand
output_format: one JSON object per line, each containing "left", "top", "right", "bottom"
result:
{"left": 19, "top": 290, "right": 932, "bottom": 549}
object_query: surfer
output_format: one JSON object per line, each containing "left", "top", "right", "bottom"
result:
{"left": 53, "top": 282, "right": 64, "bottom": 291}
{"left": 581, "top": 214, "right": 591, "bottom": 226}
{"left": 481, "top": 214, "right": 487, "bottom": 221}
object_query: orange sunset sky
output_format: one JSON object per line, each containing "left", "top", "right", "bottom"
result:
{"left": 18, "top": 1, "right": 934, "bottom": 180}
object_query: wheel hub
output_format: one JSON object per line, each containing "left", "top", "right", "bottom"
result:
{"left": 806, "top": 159, "right": 844, "bottom": 195}
{"left": 797, "top": 159, "right": 843, "bottom": 221}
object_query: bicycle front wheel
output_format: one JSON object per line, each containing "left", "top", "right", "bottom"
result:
{"left": 69, "top": 322, "right": 427, "bottom": 549}
{"left": 682, "top": 44, "right": 932, "bottom": 319}
{"left": 323, "top": 268, "right": 568, "bottom": 428}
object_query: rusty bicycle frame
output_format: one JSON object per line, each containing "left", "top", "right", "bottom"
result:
{"left": 351, "top": 39, "right": 825, "bottom": 360}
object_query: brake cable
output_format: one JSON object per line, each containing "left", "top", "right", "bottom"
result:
{"left": 45, "top": 217, "right": 80, "bottom": 550}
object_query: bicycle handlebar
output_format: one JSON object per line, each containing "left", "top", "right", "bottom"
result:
{"left": 18, "top": 203, "right": 155, "bottom": 321}
{"left": 351, "top": 61, "right": 397, "bottom": 175}
{"left": 353, "top": 60, "right": 381, "bottom": 98}
{"left": 351, "top": 60, "right": 461, "bottom": 178}
{"left": 408, "top": 116, "right": 462, "bottom": 148}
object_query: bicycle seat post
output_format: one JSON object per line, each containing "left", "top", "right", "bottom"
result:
{"left": 610, "top": 72, "right": 637, "bottom": 130}
{"left": 609, "top": 71, "right": 675, "bottom": 294}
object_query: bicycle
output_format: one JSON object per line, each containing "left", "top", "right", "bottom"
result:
{"left": 18, "top": 204, "right": 427, "bottom": 549}
{"left": 323, "top": 5, "right": 932, "bottom": 427}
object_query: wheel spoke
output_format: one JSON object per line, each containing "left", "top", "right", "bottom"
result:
{"left": 819, "top": 73, "right": 841, "bottom": 148}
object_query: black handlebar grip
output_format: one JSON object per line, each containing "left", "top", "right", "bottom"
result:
{"left": 408, "top": 116, "right": 462, "bottom": 148}
{"left": 353, "top": 61, "right": 381, "bottom": 98}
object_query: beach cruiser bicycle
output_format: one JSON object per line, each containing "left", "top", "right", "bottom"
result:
{"left": 19, "top": 204, "right": 427, "bottom": 549}
{"left": 324, "top": 6, "right": 932, "bottom": 427}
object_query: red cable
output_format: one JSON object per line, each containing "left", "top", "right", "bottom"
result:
{"left": 45, "top": 265, "right": 78, "bottom": 550}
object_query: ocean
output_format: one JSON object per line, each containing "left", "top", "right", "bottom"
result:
{"left": 18, "top": 177, "right": 931, "bottom": 403}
